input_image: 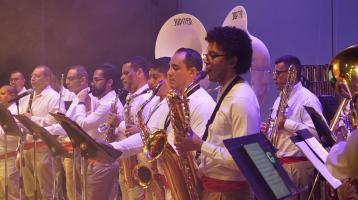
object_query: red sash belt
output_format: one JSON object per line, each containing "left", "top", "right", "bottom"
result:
{"left": 279, "top": 156, "right": 307, "bottom": 165}
{"left": 62, "top": 142, "right": 73, "bottom": 153}
{"left": 0, "top": 151, "right": 18, "bottom": 159}
{"left": 202, "top": 176, "right": 248, "bottom": 192}
{"left": 23, "top": 141, "right": 47, "bottom": 150}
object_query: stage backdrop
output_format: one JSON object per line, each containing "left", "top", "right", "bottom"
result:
{"left": 0, "top": 0, "right": 178, "bottom": 88}
{"left": 178, "top": 0, "right": 358, "bottom": 119}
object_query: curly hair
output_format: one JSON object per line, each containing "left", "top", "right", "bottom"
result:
{"left": 205, "top": 26, "right": 252, "bottom": 74}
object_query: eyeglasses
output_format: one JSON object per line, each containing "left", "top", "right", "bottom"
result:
{"left": 272, "top": 69, "right": 288, "bottom": 77}
{"left": 202, "top": 52, "right": 226, "bottom": 63}
{"left": 66, "top": 76, "right": 80, "bottom": 81}
{"left": 92, "top": 78, "right": 105, "bottom": 84}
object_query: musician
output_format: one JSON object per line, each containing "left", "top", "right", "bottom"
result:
{"left": 9, "top": 71, "right": 27, "bottom": 95}
{"left": 264, "top": 55, "right": 323, "bottom": 200}
{"left": 0, "top": 85, "right": 20, "bottom": 200}
{"left": 108, "top": 56, "right": 154, "bottom": 200}
{"left": 174, "top": 26, "right": 260, "bottom": 200}
{"left": 72, "top": 64, "right": 122, "bottom": 200}
{"left": 111, "top": 49, "right": 216, "bottom": 199}
{"left": 44, "top": 65, "right": 96, "bottom": 200}
{"left": 20, "top": 65, "right": 65, "bottom": 200}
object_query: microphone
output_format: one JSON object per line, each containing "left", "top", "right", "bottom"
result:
{"left": 9, "top": 89, "right": 34, "bottom": 103}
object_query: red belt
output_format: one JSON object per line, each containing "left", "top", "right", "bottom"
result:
{"left": 202, "top": 176, "right": 248, "bottom": 192}
{"left": 23, "top": 141, "right": 47, "bottom": 150}
{"left": 279, "top": 156, "right": 307, "bottom": 165}
{"left": 0, "top": 151, "right": 18, "bottom": 160}
{"left": 62, "top": 142, "right": 73, "bottom": 153}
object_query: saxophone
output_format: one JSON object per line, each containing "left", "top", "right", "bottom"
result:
{"left": 269, "top": 65, "right": 297, "bottom": 147}
{"left": 166, "top": 71, "right": 207, "bottom": 200}
{"left": 120, "top": 87, "right": 151, "bottom": 188}
{"left": 133, "top": 80, "right": 165, "bottom": 199}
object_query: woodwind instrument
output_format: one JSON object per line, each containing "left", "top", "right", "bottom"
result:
{"left": 120, "top": 88, "right": 151, "bottom": 188}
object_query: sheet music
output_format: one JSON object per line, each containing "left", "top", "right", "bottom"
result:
{"left": 244, "top": 143, "right": 290, "bottom": 199}
{"left": 304, "top": 137, "right": 328, "bottom": 162}
{"left": 294, "top": 140, "right": 342, "bottom": 189}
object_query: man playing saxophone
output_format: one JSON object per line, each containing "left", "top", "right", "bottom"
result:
{"left": 174, "top": 26, "right": 260, "bottom": 200}
{"left": 261, "top": 55, "right": 324, "bottom": 200}
{"left": 110, "top": 49, "right": 216, "bottom": 199}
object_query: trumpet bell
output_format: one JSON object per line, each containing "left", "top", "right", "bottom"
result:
{"left": 144, "top": 130, "right": 168, "bottom": 161}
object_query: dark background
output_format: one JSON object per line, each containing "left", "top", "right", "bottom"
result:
{"left": 0, "top": 0, "right": 357, "bottom": 118}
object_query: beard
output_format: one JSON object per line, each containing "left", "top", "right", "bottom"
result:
{"left": 91, "top": 84, "right": 106, "bottom": 97}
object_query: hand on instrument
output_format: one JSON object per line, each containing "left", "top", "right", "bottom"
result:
{"left": 23, "top": 112, "right": 32, "bottom": 119}
{"left": 260, "top": 122, "right": 269, "bottom": 134}
{"left": 108, "top": 113, "right": 122, "bottom": 128}
{"left": 174, "top": 129, "right": 203, "bottom": 152}
{"left": 125, "top": 124, "right": 140, "bottom": 137}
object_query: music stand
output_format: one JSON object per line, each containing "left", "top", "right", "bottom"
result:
{"left": 0, "top": 104, "right": 25, "bottom": 200}
{"left": 50, "top": 112, "right": 122, "bottom": 200}
{"left": 14, "top": 114, "right": 70, "bottom": 200}
{"left": 304, "top": 106, "right": 336, "bottom": 148}
{"left": 223, "top": 133, "right": 299, "bottom": 200}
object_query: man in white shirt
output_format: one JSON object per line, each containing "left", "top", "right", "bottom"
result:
{"left": 265, "top": 55, "right": 323, "bottom": 200}
{"left": 9, "top": 71, "right": 27, "bottom": 95}
{"left": 0, "top": 85, "right": 21, "bottom": 200}
{"left": 73, "top": 64, "right": 123, "bottom": 200}
{"left": 174, "top": 27, "right": 260, "bottom": 200}
{"left": 45, "top": 65, "right": 97, "bottom": 200}
{"left": 111, "top": 49, "right": 216, "bottom": 199}
{"left": 20, "top": 65, "right": 65, "bottom": 200}
{"left": 9, "top": 71, "right": 27, "bottom": 107}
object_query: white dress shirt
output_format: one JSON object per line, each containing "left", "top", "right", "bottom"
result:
{"left": 111, "top": 98, "right": 169, "bottom": 158}
{"left": 117, "top": 84, "right": 153, "bottom": 140}
{"left": 199, "top": 79, "right": 260, "bottom": 182}
{"left": 112, "top": 87, "right": 216, "bottom": 159}
{"left": 21, "top": 85, "right": 64, "bottom": 127}
{"left": 0, "top": 104, "right": 20, "bottom": 153}
{"left": 269, "top": 82, "right": 324, "bottom": 157}
{"left": 45, "top": 88, "right": 97, "bottom": 139}
{"left": 326, "top": 129, "right": 358, "bottom": 179}
{"left": 74, "top": 90, "right": 123, "bottom": 140}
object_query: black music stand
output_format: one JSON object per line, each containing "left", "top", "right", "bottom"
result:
{"left": 50, "top": 112, "right": 122, "bottom": 200}
{"left": 14, "top": 114, "right": 71, "bottom": 200}
{"left": 223, "top": 133, "right": 299, "bottom": 200}
{"left": 0, "top": 104, "right": 26, "bottom": 200}
{"left": 304, "top": 106, "right": 336, "bottom": 148}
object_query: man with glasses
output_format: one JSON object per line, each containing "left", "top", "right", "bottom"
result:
{"left": 9, "top": 71, "right": 27, "bottom": 95}
{"left": 174, "top": 26, "right": 260, "bottom": 200}
{"left": 45, "top": 65, "right": 96, "bottom": 199}
{"left": 263, "top": 55, "right": 323, "bottom": 200}
{"left": 70, "top": 64, "right": 123, "bottom": 200}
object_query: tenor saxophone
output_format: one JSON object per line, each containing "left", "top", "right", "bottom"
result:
{"left": 120, "top": 87, "right": 151, "bottom": 188}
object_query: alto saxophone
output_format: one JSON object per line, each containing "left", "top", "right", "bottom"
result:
{"left": 166, "top": 71, "right": 207, "bottom": 200}
{"left": 269, "top": 65, "right": 297, "bottom": 147}
{"left": 120, "top": 87, "right": 151, "bottom": 188}
{"left": 133, "top": 80, "right": 165, "bottom": 199}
